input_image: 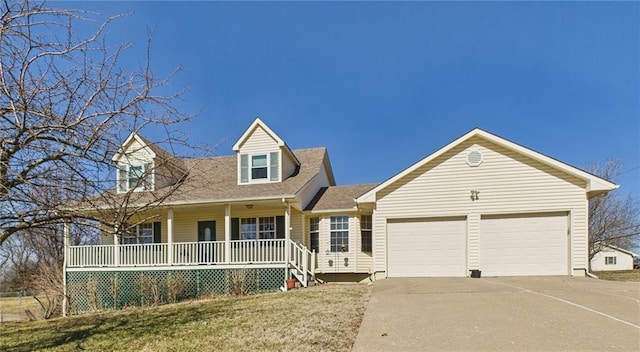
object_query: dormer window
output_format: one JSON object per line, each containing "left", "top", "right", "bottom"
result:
{"left": 118, "top": 163, "right": 153, "bottom": 192}
{"left": 251, "top": 154, "right": 268, "bottom": 179}
{"left": 239, "top": 152, "right": 280, "bottom": 184}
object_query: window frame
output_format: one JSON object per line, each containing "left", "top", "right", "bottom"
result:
{"left": 605, "top": 256, "right": 617, "bottom": 265}
{"left": 118, "top": 162, "right": 153, "bottom": 192}
{"left": 360, "top": 215, "right": 372, "bottom": 253}
{"left": 240, "top": 216, "right": 277, "bottom": 240}
{"left": 239, "top": 151, "right": 280, "bottom": 184}
{"left": 330, "top": 215, "right": 349, "bottom": 252}
{"left": 123, "top": 223, "right": 154, "bottom": 245}
{"left": 309, "top": 217, "right": 320, "bottom": 253}
{"left": 251, "top": 154, "right": 269, "bottom": 180}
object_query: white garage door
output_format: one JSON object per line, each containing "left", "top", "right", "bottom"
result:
{"left": 388, "top": 217, "right": 466, "bottom": 277}
{"left": 480, "top": 213, "right": 568, "bottom": 276}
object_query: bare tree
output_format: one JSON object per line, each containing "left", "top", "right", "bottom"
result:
{"left": 588, "top": 158, "right": 640, "bottom": 262}
{"left": 1, "top": 0, "right": 200, "bottom": 245}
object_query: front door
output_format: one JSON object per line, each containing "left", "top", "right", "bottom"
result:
{"left": 198, "top": 221, "right": 216, "bottom": 263}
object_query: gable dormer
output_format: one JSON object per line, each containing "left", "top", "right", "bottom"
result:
{"left": 232, "top": 118, "right": 300, "bottom": 185}
{"left": 112, "top": 133, "right": 186, "bottom": 193}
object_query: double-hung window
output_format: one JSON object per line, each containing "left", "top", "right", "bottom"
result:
{"left": 330, "top": 216, "right": 349, "bottom": 252}
{"left": 118, "top": 163, "right": 152, "bottom": 192}
{"left": 251, "top": 155, "right": 268, "bottom": 180}
{"left": 605, "top": 256, "right": 617, "bottom": 265}
{"left": 240, "top": 218, "right": 257, "bottom": 240}
{"left": 123, "top": 223, "right": 154, "bottom": 244}
{"left": 239, "top": 152, "right": 280, "bottom": 183}
{"left": 360, "top": 215, "right": 372, "bottom": 253}
{"left": 258, "top": 217, "right": 275, "bottom": 239}
{"left": 309, "top": 217, "right": 319, "bottom": 252}
{"left": 240, "top": 217, "right": 277, "bottom": 240}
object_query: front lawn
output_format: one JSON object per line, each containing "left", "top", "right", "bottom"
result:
{"left": 594, "top": 269, "right": 640, "bottom": 282}
{"left": 0, "top": 284, "right": 370, "bottom": 352}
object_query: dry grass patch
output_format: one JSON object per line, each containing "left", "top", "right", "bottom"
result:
{"left": 0, "top": 284, "right": 371, "bottom": 352}
{"left": 0, "top": 296, "right": 45, "bottom": 321}
{"left": 594, "top": 270, "right": 640, "bottom": 282}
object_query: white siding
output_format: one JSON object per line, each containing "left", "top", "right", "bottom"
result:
{"left": 296, "top": 162, "right": 331, "bottom": 209}
{"left": 309, "top": 213, "right": 373, "bottom": 274}
{"left": 373, "top": 136, "right": 588, "bottom": 274}
{"left": 591, "top": 249, "right": 635, "bottom": 271}
{"left": 120, "top": 138, "right": 154, "bottom": 164}
{"left": 282, "top": 151, "right": 297, "bottom": 180}
{"left": 237, "top": 125, "right": 280, "bottom": 154}
{"left": 101, "top": 207, "right": 302, "bottom": 244}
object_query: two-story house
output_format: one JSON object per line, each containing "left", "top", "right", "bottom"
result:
{"left": 64, "top": 118, "right": 616, "bottom": 313}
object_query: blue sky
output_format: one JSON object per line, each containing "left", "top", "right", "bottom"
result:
{"left": 68, "top": 1, "right": 639, "bottom": 201}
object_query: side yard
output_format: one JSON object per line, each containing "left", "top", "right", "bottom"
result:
{"left": 594, "top": 269, "right": 640, "bottom": 282}
{"left": 0, "top": 284, "right": 371, "bottom": 352}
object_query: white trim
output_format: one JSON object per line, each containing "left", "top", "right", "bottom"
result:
{"left": 66, "top": 263, "right": 286, "bottom": 272}
{"left": 232, "top": 118, "right": 301, "bottom": 166}
{"left": 112, "top": 132, "right": 157, "bottom": 162}
{"left": 233, "top": 117, "right": 285, "bottom": 151}
{"left": 357, "top": 128, "right": 618, "bottom": 202}
{"left": 167, "top": 209, "right": 174, "bottom": 266}
{"left": 594, "top": 243, "right": 638, "bottom": 257}
{"left": 117, "top": 162, "right": 154, "bottom": 193}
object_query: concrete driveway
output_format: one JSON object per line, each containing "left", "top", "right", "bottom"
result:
{"left": 352, "top": 277, "right": 640, "bottom": 351}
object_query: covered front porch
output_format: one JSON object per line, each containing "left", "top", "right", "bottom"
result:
{"left": 64, "top": 200, "right": 316, "bottom": 287}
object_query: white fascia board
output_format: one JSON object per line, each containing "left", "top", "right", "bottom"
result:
{"left": 598, "top": 243, "right": 638, "bottom": 257}
{"left": 356, "top": 129, "right": 479, "bottom": 202}
{"left": 80, "top": 195, "right": 299, "bottom": 211}
{"left": 303, "top": 208, "right": 359, "bottom": 214}
{"left": 232, "top": 117, "right": 286, "bottom": 151}
{"left": 356, "top": 128, "right": 618, "bottom": 202}
{"left": 111, "top": 132, "right": 156, "bottom": 162}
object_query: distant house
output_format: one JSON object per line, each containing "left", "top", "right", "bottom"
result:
{"left": 590, "top": 244, "right": 637, "bottom": 271}
{"left": 63, "top": 118, "right": 617, "bottom": 312}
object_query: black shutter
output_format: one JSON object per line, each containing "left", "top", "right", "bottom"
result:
{"left": 153, "top": 222, "right": 161, "bottom": 243}
{"left": 231, "top": 218, "right": 240, "bottom": 240}
{"left": 276, "top": 216, "right": 285, "bottom": 239}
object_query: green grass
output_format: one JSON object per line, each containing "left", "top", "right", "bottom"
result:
{"left": 594, "top": 269, "right": 640, "bottom": 282}
{"left": 0, "top": 284, "right": 371, "bottom": 352}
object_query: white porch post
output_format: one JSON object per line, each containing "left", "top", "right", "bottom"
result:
{"left": 62, "top": 222, "right": 70, "bottom": 317}
{"left": 284, "top": 202, "right": 291, "bottom": 285}
{"left": 167, "top": 209, "right": 174, "bottom": 265}
{"left": 225, "top": 204, "right": 231, "bottom": 263}
{"left": 113, "top": 224, "right": 120, "bottom": 266}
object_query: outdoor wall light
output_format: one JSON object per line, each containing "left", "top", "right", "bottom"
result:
{"left": 470, "top": 190, "right": 480, "bottom": 201}
{"left": 245, "top": 204, "right": 254, "bottom": 209}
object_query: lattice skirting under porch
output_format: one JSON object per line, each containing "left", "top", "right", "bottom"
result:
{"left": 66, "top": 267, "right": 285, "bottom": 314}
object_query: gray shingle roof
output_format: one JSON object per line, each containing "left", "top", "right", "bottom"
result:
{"left": 304, "top": 184, "right": 378, "bottom": 211}
{"left": 170, "top": 147, "right": 330, "bottom": 202}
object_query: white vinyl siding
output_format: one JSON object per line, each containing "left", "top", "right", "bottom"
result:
{"left": 387, "top": 218, "right": 467, "bottom": 277}
{"left": 590, "top": 249, "right": 635, "bottom": 271}
{"left": 479, "top": 213, "right": 569, "bottom": 276}
{"left": 236, "top": 125, "right": 284, "bottom": 184}
{"left": 296, "top": 161, "right": 331, "bottom": 209}
{"left": 282, "top": 151, "right": 297, "bottom": 180}
{"left": 237, "top": 125, "right": 280, "bottom": 154}
{"left": 373, "top": 136, "right": 588, "bottom": 274}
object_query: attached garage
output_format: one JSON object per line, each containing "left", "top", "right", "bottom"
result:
{"left": 479, "top": 213, "right": 569, "bottom": 276}
{"left": 387, "top": 217, "right": 466, "bottom": 277}
{"left": 357, "top": 128, "right": 617, "bottom": 278}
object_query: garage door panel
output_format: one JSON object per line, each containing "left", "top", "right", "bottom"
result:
{"left": 480, "top": 214, "right": 568, "bottom": 276}
{"left": 388, "top": 218, "right": 466, "bottom": 277}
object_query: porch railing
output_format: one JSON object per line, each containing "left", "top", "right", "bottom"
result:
{"left": 67, "top": 245, "right": 114, "bottom": 267}
{"left": 67, "top": 239, "right": 286, "bottom": 268}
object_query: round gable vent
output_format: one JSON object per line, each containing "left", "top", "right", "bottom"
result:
{"left": 466, "top": 149, "right": 483, "bottom": 167}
